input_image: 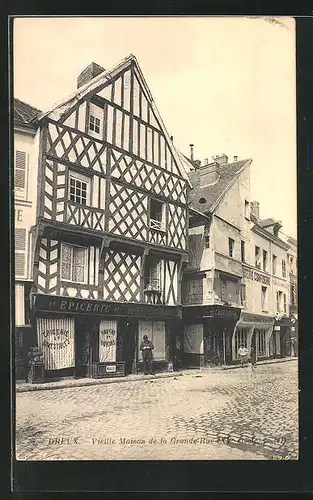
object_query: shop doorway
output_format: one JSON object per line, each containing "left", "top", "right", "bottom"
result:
{"left": 118, "top": 319, "right": 138, "bottom": 375}
{"left": 75, "top": 320, "right": 92, "bottom": 378}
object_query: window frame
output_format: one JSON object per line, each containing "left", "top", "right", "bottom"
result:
{"left": 255, "top": 246, "right": 261, "bottom": 269}
{"left": 15, "top": 227, "right": 28, "bottom": 279}
{"left": 60, "top": 243, "right": 88, "bottom": 284}
{"left": 14, "top": 150, "right": 28, "bottom": 200}
{"left": 68, "top": 171, "right": 91, "bottom": 206}
{"left": 282, "top": 259, "right": 286, "bottom": 278}
{"left": 261, "top": 285, "right": 268, "bottom": 312}
{"left": 241, "top": 240, "right": 245, "bottom": 262}
{"left": 149, "top": 198, "right": 166, "bottom": 231}
{"left": 228, "top": 237, "right": 235, "bottom": 258}
{"left": 272, "top": 255, "right": 277, "bottom": 275}
{"left": 263, "top": 249, "right": 268, "bottom": 272}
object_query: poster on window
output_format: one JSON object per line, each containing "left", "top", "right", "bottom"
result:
{"left": 99, "top": 319, "right": 117, "bottom": 362}
{"left": 37, "top": 317, "right": 75, "bottom": 370}
{"left": 184, "top": 324, "right": 204, "bottom": 354}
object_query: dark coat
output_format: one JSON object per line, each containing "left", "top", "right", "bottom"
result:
{"left": 140, "top": 340, "right": 154, "bottom": 359}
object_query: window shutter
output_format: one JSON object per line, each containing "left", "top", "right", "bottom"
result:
{"left": 15, "top": 151, "right": 27, "bottom": 190}
{"left": 15, "top": 228, "right": 27, "bottom": 277}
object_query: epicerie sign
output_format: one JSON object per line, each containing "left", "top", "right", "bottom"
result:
{"left": 42, "top": 329, "right": 70, "bottom": 349}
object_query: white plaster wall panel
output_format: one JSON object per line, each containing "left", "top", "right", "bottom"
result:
{"left": 77, "top": 101, "right": 86, "bottom": 133}
{"left": 100, "top": 177, "right": 106, "bottom": 210}
{"left": 92, "top": 175, "right": 100, "bottom": 208}
{"left": 115, "top": 108, "right": 123, "bottom": 148}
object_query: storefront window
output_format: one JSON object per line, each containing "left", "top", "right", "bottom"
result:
{"left": 234, "top": 328, "right": 248, "bottom": 359}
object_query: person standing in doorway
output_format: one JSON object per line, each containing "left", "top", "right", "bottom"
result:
{"left": 250, "top": 344, "right": 257, "bottom": 369}
{"left": 140, "top": 335, "right": 154, "bottom": 375}
{"left": 238, "top": 344, "right": 249, "bottom": 368}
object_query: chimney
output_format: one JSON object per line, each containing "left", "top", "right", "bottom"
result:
{"left": 233, "top": 155, "right": 238, "bottom": 162}
{"left": 194, "top": 160, "right": 201, "bottom": 168}
{"left": 77, "top": 62, "right": 105, "bottom": 89}
{"left": 170, "top": 136, "right": 174, "bottom": 142}
{"left": 204, "top": 158, "right": 209, "bottom": 165}
{"left": 250, "top": 201, "right": 260, "bottom": 219}
{"left": 214, "top": 153, "right": 228, "bottom": 165}
{"left": 189, "top": 144, "right": 194, "bottom": 161}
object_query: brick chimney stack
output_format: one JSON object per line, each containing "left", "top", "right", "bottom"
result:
{"left": 250, "top": 201, "right": 260, "bottom": 219}
{"left": 77, "top": 62, "right": 105, "bottom": 89}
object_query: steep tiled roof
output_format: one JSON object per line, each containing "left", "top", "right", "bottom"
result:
{"left": 187, "top": 158, "right": 251, "bottom": 214}
{"left": 14, "top": 98, "right": 41, "bottom": 125}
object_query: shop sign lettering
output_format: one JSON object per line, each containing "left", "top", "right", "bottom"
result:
{"left": 42, "top": 329, "right": 70, "bottom": 349}
{"left": 35, "top": 295, "right": 179, "bottom": 318}
{"left": 100, "top": 329, "right": 116, "bottom": 347}
{"left": 243, "top": 267, "right": 271, "bottom": 285}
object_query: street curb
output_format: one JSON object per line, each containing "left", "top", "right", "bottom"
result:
{"left": 220, "top": 357, "right": 297, "bottom": 371}
{"left": 16, "top": 371, "right": 183, "bottom": 393}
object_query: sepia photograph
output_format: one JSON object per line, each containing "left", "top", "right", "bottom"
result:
{"left": 13, "top": 16, "right": 298, "bottom": 462}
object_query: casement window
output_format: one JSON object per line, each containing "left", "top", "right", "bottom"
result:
{"left": 15, "top": 228, "right": 27, "bottom": 278}
{"left": 240, "top": 284, "right": 246, "bottom": 307}
{"left": 263, "top": 250, "right": 268, "bottom": 272}
{"left": 241, "top": 241, "right": 245, "bottom": 262}
{"left": 272, "top": 255, "right": 277, "bottom": 275}
{"left": 88, "top": 103, "right": 103, "bottom": 138}
{"left": 89, "top": 115, "right": 101, "bottom": 135}
{"left": 14, "top": 150, "right": 28, "bottom": 198}
{"left": 61, "top": 243, "right": 88, "bottom": 283}
{"left": 234, "top": 328, "right": 248, "bottom": 359}
{"left": 149, "top": 199, "right": 166, "bottom": 231}
{"left": 261, "top": 286, "right": 268, "bottom": 312}
{"left": 282, "top": 260, "right": 286, "bottom": 278}
{"left": 255, "top": 246, "right": 261, "bottom": 269}
{"left": 228, "top": 238, "right": 235, "bottom": 258}
{"left": 69, "top": 172, "right": 90, "bottom": 206}
{"left": 244, "top": 200, "right": 250, "bottom": 219}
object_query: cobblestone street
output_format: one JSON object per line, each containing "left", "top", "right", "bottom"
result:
{"left": 15, "top": 359, "right": 298, "bottom": 461}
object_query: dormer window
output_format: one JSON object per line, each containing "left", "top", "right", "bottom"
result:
{"left": 199, "top": 197, "right": 206, "bottom": 204}
{"left": 149, "top": 199, "right": 166, "bottom": 231}
{"left": 88, "top": 102, "right": 103, "bottom": 138}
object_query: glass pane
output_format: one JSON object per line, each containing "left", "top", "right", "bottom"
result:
{"left": 61, "top": 244, "right": 72, "bottom": 280}
{"left": 73, "top": 248, "right": 85, "bottom": 282}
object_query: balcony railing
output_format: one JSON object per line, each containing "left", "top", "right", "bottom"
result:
{"left": 144, "top": 278, "right": 163, "bottom": 304}
{"left": 149, "top": 218, "right": 163, "bottom": 231}
{"left": 214, "top": 252, "right": 243, "bottom": 278}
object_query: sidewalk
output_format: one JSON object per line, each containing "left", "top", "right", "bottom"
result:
{"left": 15, "top": 356, "right": 297, "bottom": 393}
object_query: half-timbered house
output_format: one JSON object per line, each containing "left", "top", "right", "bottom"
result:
{"left": 29, "top": 55, "right": 190, "bottom": 379}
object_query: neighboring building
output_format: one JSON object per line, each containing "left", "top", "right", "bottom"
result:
{"left": 25, "top": 56, "right": 190, "bottom": 379}
{"left": 14, "top": 98, "right": 41, "bottom": 379}
{"left": 182, "top": 152, "right": 294, "bottom": 367}
{"left": 182, "top": 154, "right": 251, "bottom": 366}
{"left": 241, "top": 207, "right": 291, "bottom": 360}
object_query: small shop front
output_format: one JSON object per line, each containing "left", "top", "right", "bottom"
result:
{"left": 272, "top": 315, "right": 297, "bottom": 358}
{"left": 233, "top": 312, "right": 274, "bottom": 362}
{"left": 182, "top": 304, "right": 241, "bottom": 367}
{"left": 31, "top": 294, "right": 182, "bottom": 381}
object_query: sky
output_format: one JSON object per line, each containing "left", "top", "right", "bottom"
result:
{"left": 13, "top": 17, "right": 297, "bottom": 238}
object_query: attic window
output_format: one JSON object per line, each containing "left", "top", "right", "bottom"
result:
{"left": 199, "top": 198, "right": 206, "bottom": 204}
